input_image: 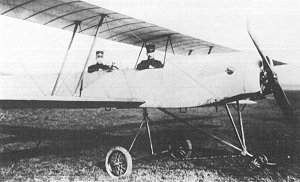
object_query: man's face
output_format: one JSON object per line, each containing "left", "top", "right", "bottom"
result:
{"left": 147, "top": 52, "right": 154, "bottom": 59}
{"left": 96, "top": 53, "right": 104, "bottom": 63}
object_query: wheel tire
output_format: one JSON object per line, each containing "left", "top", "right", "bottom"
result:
{"left": 249, "top": 154, "right": 268, "bottom": 170}
{"left": 105, "top": 146, "right": 132, "bottom": 178}
{"left": 169, "top": 139, "right": 192, "bottom": 159}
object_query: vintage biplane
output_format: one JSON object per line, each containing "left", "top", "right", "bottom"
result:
{"left": 0, "top": 0, "right": 297, "bottom": 178}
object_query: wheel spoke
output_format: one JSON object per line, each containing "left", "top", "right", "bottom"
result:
{"left": 179, "top": 149, "right": 187, "bottom": 156}
{"left": 120, "top": 165, "right": 126, "bottom": 172}
{"left": 117, "top": 166, "right": 121, "bottom": 176}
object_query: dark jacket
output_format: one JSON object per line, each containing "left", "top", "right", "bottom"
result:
{"left": 88, "top": 63, "right": 110, "bottom": 73}
{"left": 136, "top": 59, "right": 163, "bottom": 70}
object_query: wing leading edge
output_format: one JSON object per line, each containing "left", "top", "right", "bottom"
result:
{"left": 0, "top": 0, "right": 237, "bottom": 55}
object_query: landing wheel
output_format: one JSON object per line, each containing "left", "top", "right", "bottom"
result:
{"left": 169, "top": 139, "right": 192, "bottom": 159}
{"left": 249, "top": 154, "right": 268, "bottom": 170}
{"left": 105, "top": 146, "right": 132, "bottom": 178}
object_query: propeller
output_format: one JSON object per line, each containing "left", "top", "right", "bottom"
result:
{"left": 247, "top": 23, "right": 294, "bottom": 121}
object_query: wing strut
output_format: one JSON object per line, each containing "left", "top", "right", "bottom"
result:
{"left": 208, "top": 46, "right": 213, "bottom": 54}
{"left": 75, "top": 15, "right": 106, "bottom": 94}
{"left": 51, "top": 21, "right": 81, "bottom": 96}
{"left": 169, "top": 37, "right": 175, "bottom": 55}
{"left": 163, "top": 36, "right": 170, "bottom": 66}
{"left": 134, "top": 43, "right": 145, "bottom": 69}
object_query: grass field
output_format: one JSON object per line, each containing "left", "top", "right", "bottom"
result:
{"left": 0, "top": 94, "right": 299, "bottom": 181}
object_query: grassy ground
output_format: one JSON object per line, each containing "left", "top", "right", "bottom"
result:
{"left": 0, "top": 96, "right": 299, "bottom": 181}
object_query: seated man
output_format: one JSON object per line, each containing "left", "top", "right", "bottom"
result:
{"left": 136, "top": 44, "right": 163, "bottom": 70}
{"left": 88, "top": 51, "right": 110, "bottom": 73}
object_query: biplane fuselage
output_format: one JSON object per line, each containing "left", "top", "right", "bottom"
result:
{"left": 0, "top": 52, "right": 261, "bottom": 109}
{"left": 81, "top": 52, "right": 261, "bottom": 108}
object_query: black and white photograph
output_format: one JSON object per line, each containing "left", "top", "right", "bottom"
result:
{"left": 0, "top": 0, "right": 299, "bottom": 181}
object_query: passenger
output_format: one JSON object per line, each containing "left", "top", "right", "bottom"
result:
{"left": 87, "top": 51, "right": 110, "bottom": 73}
{"left": 136, "top": 44, "right": 163, "bottom": 70}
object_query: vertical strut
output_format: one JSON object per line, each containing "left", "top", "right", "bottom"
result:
{"left": 143, "top": 108, "right": 154, "bottom": 155}
{"left": 51, "top": 21, "right": 80, "bottom": 96}
{"left": 163, "top": 36, "right": 170, "bottom": 66}
{"left": 169, "top": 37, "right": 175, "bottom": 55}
{"left": 75, "top": 15, "right": 106, "bottom": 94}
{"left": 208, "top": 46, "right": 213, "bottom": 54}
{"left": 146, "top": 117, "right": 154, "bottom": 155}
{"left": 134, "top": 43, "right": 145, "bottom": 69}
{"left": 79, "top": 79, "right": 83, "bottom": 97}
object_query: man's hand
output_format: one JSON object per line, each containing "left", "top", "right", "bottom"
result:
{"left": 106, "top": 62, "right": 119, "bottom": 72}
{"left": 110, "top": 62, "right": 119, "bottom": 70}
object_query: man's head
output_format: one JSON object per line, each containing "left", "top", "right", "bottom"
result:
{"left": 146, "top": 44, "right": 155, "bottom": 59}
{"left": 96, "top": 51, "right": 104, "bottom": 64}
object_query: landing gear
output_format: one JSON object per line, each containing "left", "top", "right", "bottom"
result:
{"left": 105, "top": 108, "right": 192, "bottom": 177}
{"left": 105, "top": 146, "right": 132, "bottom": 178}
{"left": 105, "top": 103, "right": 275, "bottom": 177}
{"left": 226, "top": 102, "right": 276, "bottom": 171}
{"left": 104, "top": 108, "right": 156, "bottom": 178}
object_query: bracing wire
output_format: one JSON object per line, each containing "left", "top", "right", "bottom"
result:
{"left": 167, "top": 59, "right": 221, "bottom": 99}
{"left": 16, "top": 60, "right": 46, "bottom": 96}
{"left": 105, "top": 16, "right": 113, "bottom": 38}
{"left": 173, "top": 38, "right": 189, "bottom": 52}
{"left": 55, "top": 76, "right": 74, "bottom": 96}
{"left": 111, "top": 16, "right": 144, "bottom": 43}
{"left": 4, "top": 0, "right": 20, "bottom": 19}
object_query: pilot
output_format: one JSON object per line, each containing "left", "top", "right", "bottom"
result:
{"left": 136, "top": 44, "right": 163, "bottom": 70}
{"left": 87, "top": 51, "right": 110, "bottom": 73}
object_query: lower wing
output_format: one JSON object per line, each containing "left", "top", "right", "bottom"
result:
{"left": 0, "top": 96, "right": 144, "bottom": 109}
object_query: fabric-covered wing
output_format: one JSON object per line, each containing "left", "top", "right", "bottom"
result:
{"left": 0, "top": 0, "right": 237, "bottom": 55}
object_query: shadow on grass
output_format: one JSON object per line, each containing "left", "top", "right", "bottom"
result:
{"left": 0, "top": 126, "right": 131, "bottom": 163}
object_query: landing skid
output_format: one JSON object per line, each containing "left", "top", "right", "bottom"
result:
{"left": 105, "top": 102, "right": 275, "bottom": 178}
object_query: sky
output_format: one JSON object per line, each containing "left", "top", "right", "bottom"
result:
{"left": 0, "top": 0, "right": 299, "bottom": 75}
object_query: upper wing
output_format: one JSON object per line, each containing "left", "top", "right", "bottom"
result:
{"left": 0, "top": 0, "right": 237, "bottom": 55}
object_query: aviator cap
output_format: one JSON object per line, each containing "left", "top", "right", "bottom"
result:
{"left": 146, "top": 44, "right": 155, "bottom": 53}
{"left": 96, "top": 51, "right": 104, "bottom": 55}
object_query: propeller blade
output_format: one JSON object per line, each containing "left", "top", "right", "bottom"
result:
{"left": 247, "top": 23, "right": 272, "bottom": 71}
{"left": 272, "top": 81, "right": 294, "bottom": 120}
{"left": 247, "top": 23, "right": 294, "bottom": 121}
